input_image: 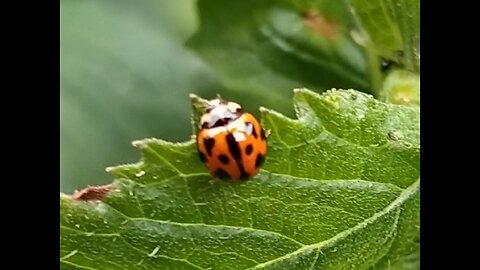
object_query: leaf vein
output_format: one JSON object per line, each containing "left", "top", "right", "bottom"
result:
{"left": 143, "top": 144, "right": 185, "bottom": 176}
{"left": 247, "top": 179, "right": 418, "bottom": 269}
{"left": 200, "top": 249, "right": 261, "bottom": 264}
{"left": 60, "top": 225, "right": 120, "bottom": 237}
{"left": 80, "top": 251, "right": 127, "bottom": 270}
{"left": 128, "top": 218, "right": 305, "bottom": 246}
{"left": 232, "top": 191, "right": 254, "bottom": 228}
{"left": 308, "top": 249, "right": 320, "bottom": 270}
{"left": 184, "top": 177, "right": 205, "bottom": 223}
{"left": 61, "top": 259, "right": 97, "bottom": 270}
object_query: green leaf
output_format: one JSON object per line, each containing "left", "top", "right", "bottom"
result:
{"left": 351, "top": 0, "right": 420, "bottom": 72}
{"left": 60, "top": 89, "right": 419, "bottom": 269}
{"left": 187, "top": 0, "right": 373, "bottom": 107}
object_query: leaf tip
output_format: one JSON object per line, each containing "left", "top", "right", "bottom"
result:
{"left": 188, "top": 93, "right": 200, "bottom": 101}
{"left": 60, "top": 192, "right": 71, "bottom": 201}
{"left": 292, "top": 87, "right": 323, "bottom": 106}
{"left": 259, "top": 106, "right": 269, "bottom": 113}
{"left": 132, "top": 138, "right": 165, "bottom": 149}
{"left": 293, "top": 88, "right": 325, "bottom": 100}
{"left": 189, "top": 93, "right": 210, "bottom": 108}
{"left": 259, "top": 106, "right": 281, "bottom": 118}
{"left": 132, "top": 140, "right": 146, "bottom": 148}
{"left": 293, "top": 87, "right": 310, "bottom": 94}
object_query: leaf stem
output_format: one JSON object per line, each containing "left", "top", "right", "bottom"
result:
{"left": 366, "top": 44, "right": 383, "bottom": 98}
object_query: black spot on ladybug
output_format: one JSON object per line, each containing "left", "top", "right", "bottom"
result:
{"left": 215, "top": 168, "right": 230, "bottom": 180}
{"left": 255, "top": 153, "right": 265, "bottom": 168}
{"left": 237, "top": 160, "right": 249, "bottom": 181}
{"left": 226, "top": 133, "right": 242, "bottom": 160}
{"left": 260, "top": 129, "right": 266, "bottom": 141}
{"left": 213, "top": 118, "right": 229, "bottom": 128}
{"left": 245, "top": 144, "right": 253, "bottom": 155}
{"left": 226, "top": 133, "right": 250, "bottom": 180}
{"left": 199, "top": 151, "right": 207, "bottom": 163}
{"left": 250, "top": 124, "right": 258, "bottom": 139}
{"left": 218, "top": 154, "right": 230, "bottom": 165}
{"left": 204, "top": 138, "right": 215, "bottom": 156}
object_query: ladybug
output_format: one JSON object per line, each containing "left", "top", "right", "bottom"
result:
{"left": 196, "top": 98, "right": 268, "bottom": 181}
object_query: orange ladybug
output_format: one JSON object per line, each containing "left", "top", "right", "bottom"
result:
{"left": 196, "top": 98, "right": 268, "bottom": 181}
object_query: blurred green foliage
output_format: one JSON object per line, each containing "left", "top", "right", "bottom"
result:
{"left": 61, "top": 0, "right": 220, "bottom": 192}
{"left": 189, "top": 0, "right": 370, "bottom": 91}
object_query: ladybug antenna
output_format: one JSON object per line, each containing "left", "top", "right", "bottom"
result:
{"left": 215, "top": 93, "right": 228, "bottom": 104}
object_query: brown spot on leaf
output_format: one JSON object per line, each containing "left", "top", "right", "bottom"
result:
{"left": 301, "top": 10, "right": 338, "bottom": 39}
{"left": 72, "top": 184, "right": 113, "bottom": 201}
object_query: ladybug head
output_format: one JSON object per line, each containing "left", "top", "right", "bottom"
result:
{"left": 201, "top": 98, "right": 244, "bottom": 129}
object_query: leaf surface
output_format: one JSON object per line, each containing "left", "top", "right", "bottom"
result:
{"left": 60, "top": 89, "right": 419, "bottom": 269}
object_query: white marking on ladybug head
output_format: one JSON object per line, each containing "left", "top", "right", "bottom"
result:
{"left": 233, "top": 132, "right": 246, "bottom": 142}
{"left": 210, "top": 106, "right": 237, "bottom": 120}
{"left": 200, "top": 113, "right": 212, "bottom": 127}
{"left": 206, "top": 126, "right": 227, "bottom": 137}
{"left": 227, "top": 118, "right": 247, "bottom": 133}
{"left": 208, "top": 99, "right": 222, "bottom": 106}
{"left": 226, "top": 102, "right": 242, "bottom": 113}
{"left": 201, "top": 99, "right": 243, "bottom": 128}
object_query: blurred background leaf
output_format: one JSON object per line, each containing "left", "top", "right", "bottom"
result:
{"left": 60, "top": 0, "right": 221, "bottom": 193}
{"left": 351, "top": 0, "right": 420, "bottom": 72}
{"left": 188, "top": 0, "right": 374, "bottom": 109}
